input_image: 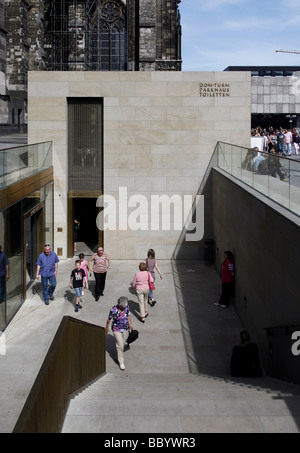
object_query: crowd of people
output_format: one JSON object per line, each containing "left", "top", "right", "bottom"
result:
{"left": 243, "top": 146, "right": 289, "bottom": 180}
{"left": 251, "top": 126, "right": 300, "bottom": 156}
{"left": 35, "top": 244, "right": 162, "bottom": 371}
{"left": 106, "top": 248, "right": 162, "bottom": 370}
{"left": 244, "top": 125, "right": 297, "bottom": 180}
{"left": 34, "top": 244, "right": 264, "bottom": 376}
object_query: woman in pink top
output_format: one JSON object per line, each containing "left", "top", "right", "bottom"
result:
{"left": 132, "top": 262, "right": 153, "bottom": 323}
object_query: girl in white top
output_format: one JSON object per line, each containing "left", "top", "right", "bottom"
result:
{"left": 79, "top": 253, "right": 90, "bottom": 295}
{"left": 145, "top": 248, "right": 162, "bottom": 305}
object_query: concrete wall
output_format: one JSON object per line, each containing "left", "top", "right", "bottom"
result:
{"left": 212, "top": 168, "right": 300, "bottom": 384}
{"left": 0, "top": 0, "right": 6, "bottom": 98}
{"left": 252, "top": 73, "right": 300, "bottom": 115}
{"left": 28, "top": 71, "right": 251, "bottom": 260}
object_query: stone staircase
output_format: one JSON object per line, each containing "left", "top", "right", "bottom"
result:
{"left": 3, "top": 258, "right": 300, "bottom": 434}
{"left": 62, "top": 372, "right": 300, "bottom": 433}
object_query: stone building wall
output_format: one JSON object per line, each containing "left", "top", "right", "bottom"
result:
{"left": 28, "top": 71, "right": 251, "bottom": 260}
{"left": 0, "top": 0, "right": 29, "bottom": 131}
{"left": 138, "top": 0, "right": 181, "bottom": 71}
{"left": 28, "top": 0, "right": 45, "bottom": 71}
{"left": 156, "top": 0, "right": 181, "bottom": 70}
{"left": 139, "top": 0, "right": 157, "bottom": 70}
{"left": 251, "top": 74, "right": 300, "bottom": 127}
{"left": 0, "top": 0, "right": 7, "bottom": 105}
{"left": 5, "top": 0, "right": 28, "bottom": 91}
{"left": 1, "top": 0, "right": 182, "bottom": 131}
{"left": 127, "top": 0, "right": 138, "bottom": 70}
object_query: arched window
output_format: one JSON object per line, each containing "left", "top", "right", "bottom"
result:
{"left": 89, "top": 0, "right": 127, "bottom": 70}
{"left": 44, "top": 0, "right": 127, "bottom": 71}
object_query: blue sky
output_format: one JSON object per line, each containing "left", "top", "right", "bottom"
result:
{"left": 181, "top": 0, "right": 300, "bottom": 71}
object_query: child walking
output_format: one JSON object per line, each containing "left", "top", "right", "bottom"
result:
{"left": 69, "top": 259, "right": 88, "bottom": 312}
{"left": 79, "top": 252, "right": 90, "bottom": 295}
{"left": 145, "top": 249, "right": 162, "bottom": 306}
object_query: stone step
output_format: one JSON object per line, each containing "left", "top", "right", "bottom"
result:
{"left": 63, "top": 373, "right": 300, "bottom": 433}
{"left": 81, "top": 372, "right": 300, "bottom": 393}
{"left": 70, "top": 372, "right": 300, "bottom": 404}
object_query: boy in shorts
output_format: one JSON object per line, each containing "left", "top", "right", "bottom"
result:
{"left": 69, "top": 259, "right": 88, "bottom": 312}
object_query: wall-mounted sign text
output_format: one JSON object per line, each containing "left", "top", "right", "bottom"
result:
{"left": 199, "top": 82, "right": 231, "bottom": 97}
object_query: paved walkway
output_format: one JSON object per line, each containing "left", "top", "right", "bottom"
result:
{"left": 1, "top": 256, "right": 300, "bottom": 433}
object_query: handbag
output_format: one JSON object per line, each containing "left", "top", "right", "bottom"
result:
{"left": 148, "top": 272, "right": 155, "bottom": 290}
{"left": 126, "top": 329, "right": 139, "bottom": 345}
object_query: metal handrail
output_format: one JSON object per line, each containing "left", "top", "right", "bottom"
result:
{"left": 216, "top": 141, "right": 300, "bottom": 217}
{"left": 0, "top": 141, "right": 53, "bottom": 190}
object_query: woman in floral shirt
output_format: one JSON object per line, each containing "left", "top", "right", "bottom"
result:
{"left": 106, "top": 296, "right": 133, "bottom": 370}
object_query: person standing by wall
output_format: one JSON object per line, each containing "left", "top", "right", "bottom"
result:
{"left": 73, "top": 219, "right": 80, "bottom": 253}
{"left": 36, "top": 244, "right": 60, "bottom": 305}
{"left": 214, "top": 251, "right": 235, "bottom": 308}
{"left": 88, "top": 247, "right": 111, "bottom": 301}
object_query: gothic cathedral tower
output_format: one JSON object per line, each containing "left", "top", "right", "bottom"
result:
{"left": 1, "top": 0, "right": 182, "bottom": 132}
{"left": 42, "top": 0, "right": 182, "bottom": 71}
{"left": 128, "top": 0, "right": 182, "bottom": 71}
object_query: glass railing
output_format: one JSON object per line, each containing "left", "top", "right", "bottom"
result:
{"left": 0, "top": 141, "right": 52, "bottom": 189}
{"left": 216, "top": 141, "right": 300, "bottom": 217}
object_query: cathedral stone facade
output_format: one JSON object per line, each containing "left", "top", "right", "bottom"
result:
{"left": 0, "top": 0, "right": 182, "bottom": 133}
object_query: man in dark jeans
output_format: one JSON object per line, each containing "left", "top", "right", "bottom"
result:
{"left": 276, "top": 128, "right": 285, "bottom": 155}
{"left": 36, "top": 244, "right": 60, "bottom": 305}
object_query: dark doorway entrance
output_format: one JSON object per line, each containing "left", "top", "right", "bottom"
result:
{"left": 73, "top": 198, "right": 100, "bottom": 254}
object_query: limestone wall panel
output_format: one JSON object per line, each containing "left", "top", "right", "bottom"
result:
{"left": 28, "top": 71, "right": 251, "bottom": 259}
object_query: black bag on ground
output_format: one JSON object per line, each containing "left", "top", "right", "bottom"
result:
{"left": 126, "top": 329, "right": 139, "bottom": 345}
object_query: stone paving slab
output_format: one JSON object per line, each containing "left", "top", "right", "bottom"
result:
{"left": 62, "top": 371, "right": 300, "bottom": 433}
